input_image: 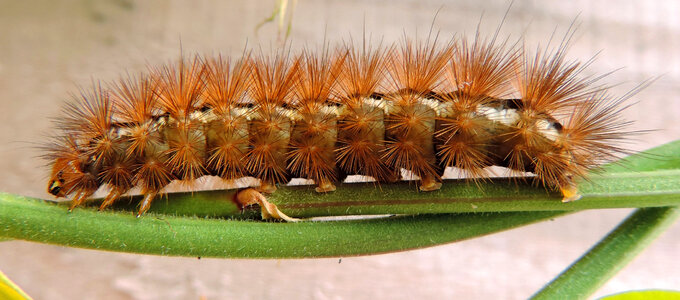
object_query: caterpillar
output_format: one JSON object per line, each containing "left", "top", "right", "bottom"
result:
{"left": 44, "top": 30, "right": 638, "bottom": 219}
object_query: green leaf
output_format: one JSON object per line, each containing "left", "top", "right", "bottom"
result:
{"left": 0, "top": 140, "right": 678, "bottom": 258}
{"left": 531, "top": 206, "right": 680, "bottom": 299}
{"left": 602, "top": 140, "right": 680, "bottom": 173}
{"left": 0, "top": 193, "right": 567, "bottom": 258}
{"left": 527, "top": 140, "right": 680, "bottom": 299}
{"left": 599, "top": 290, "right": 680, "bottom": 300}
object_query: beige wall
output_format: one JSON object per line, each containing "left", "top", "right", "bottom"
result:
{"left": 0, "top": 0, "right": 678, "bottom": 299}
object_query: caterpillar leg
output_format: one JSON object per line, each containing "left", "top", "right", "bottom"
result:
{"left": 375, "top": 168, "right": 402, "bottom": 184}
{"left": 99, "top": 188, "right": 123, "bottom": 211}
{"left": 560, "top": 181, "right": 582, "bottom": 202}
{"left": 386, "top": 169, "right": 402, "bottom": 183}
{"left": 235, "top": 188, "right": 299, "bottom": 222}
{"left": 137, "top": 192, "right": 157, "bottom": 217}
{"left": 419, "top": 175, "right": 442, "bottom": 192}
{"left": 315, "top": 178, "right": 336, "bottom": 193}
{"left": 68, "top": 190, "right": 93, "bottom": 211}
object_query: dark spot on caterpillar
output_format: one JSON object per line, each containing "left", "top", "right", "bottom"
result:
{"left": 369, "top": 92, "right": 385, "bottom": 100}
{"left": 48, "top": 180, "right": 62, "bottom": 196}
{"left": 325, "top": 100, "right": 343, "bottom": 107}
{"left": 505, "top": 99, "right": 524, "bottom": 110}
{"left": 236, "top": 103, "right": 255, "bottom": 109}
{"left": 553, "top": 121, "right": 563, "bottom": 131}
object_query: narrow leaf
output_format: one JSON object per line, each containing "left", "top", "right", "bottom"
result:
{"left": 0, "top": 193, "right": 566, "bottom": 258}
{"left": 531, "top": 206, "right": 680, "bottom": 299}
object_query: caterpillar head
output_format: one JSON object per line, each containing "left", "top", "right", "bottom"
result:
{"left": 47, "top": 157, "right": 78, "bottom": 197}
{"left": 47, "top": 176, "right": 64, "bottom": 197}
{"left": 47, "top": 155, "right": 97, "bottom": 198}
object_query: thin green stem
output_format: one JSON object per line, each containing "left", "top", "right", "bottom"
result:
{"left": 62, "top": 169, "right": 680, "bottom": 218}
{"left": 0, "top": 140, "right": 677, "bottom": 258}
{"left": 0, "top": 193, "right": 567, "bottom": 258}
{"left": 60, "top": 140, "right": 680, "bottom": 218}
{"left": 531, "top": 206, "right": 680, "bottom": 299}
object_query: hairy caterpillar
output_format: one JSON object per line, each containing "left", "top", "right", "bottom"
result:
{"left": 44, "top": 30, "right": 639, "bottom": 218}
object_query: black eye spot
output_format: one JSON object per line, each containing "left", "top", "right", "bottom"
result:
{"left": 553, "top": 122, "right": 563, "bottom": 131}
{"left": 48, "top": 181, "right": 62, "bottom": 196}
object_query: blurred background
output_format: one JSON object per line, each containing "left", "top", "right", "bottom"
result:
{"left": 0, "top": 0, "right": 679, "bottom": 299}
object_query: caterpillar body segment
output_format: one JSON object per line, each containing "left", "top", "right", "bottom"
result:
{"left": 45, "top": 36, "right": 634, "bottom": 217}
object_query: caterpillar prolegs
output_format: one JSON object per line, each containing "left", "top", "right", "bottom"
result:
{"left": 45, "top": 33, "right": 636, "bottom": 218}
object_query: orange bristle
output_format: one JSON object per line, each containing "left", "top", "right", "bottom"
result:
{"left": 435, "top": 35, "right": 519, "bottom": 179}
{"left": 203, "top": 54, "right": 252, "bottom": 113}
{"left": 561, "top": 90, "right": 640, "bottom": 177}
{"left": 113, "top": 74, "right": 159, "bottom": 124}
{"left": 503, "top": 39, "right": 601, "bottom": 183}
{"left": 111, "top": 75, "right": 160, "bottom": 157}
{"left": 336, "top": 42, "right": 388, "bottom": 103}
{"left": 154, "top": 55, "right": 208, "bottom": 181}
{"left": 246, "top": 51, "right": 300, "bottom": 190}
{"left": 58, "top": 84, "right": 117, "bottom": 169}
{"left": 154, "top": 55, "right": 206, "bottom": 120}
{"left": 163, "top": 123, "right": 207, "bottom": 181}
{"left": 203, "top": 55, "right": 252, "bottom": 180}
{"left": 108, "top": 73, "right": 172, "bottom": 212}
{"left": 445, "top": 36, "right": 519, "bottom": 100}
{"left": 134, "top": 154, "right": 173, "bottom": 195}
{"left": 59, "top": 83, "right": 114, "bottom": 136}
{"left": 249, "top": 50, "right": 300, "bottom": 107}
{"left": 334, "top": 42, "right": 393, "bottom": 182}
{"left": 514, "top": 36, "right": 601, "bottom": 115}
{"left": 293, "top": 48, "right": 347, "bottom": 106}
{"left": 97, "top": 154, "right": 135, "bottom": 210}
{"left": 287, "top": 48, "right": 346, "bottom": 191}
{"left": 381, "top": 38, "right": 451, "bottom": 190}
{"left": 384, "top": 37, "right": 452, "bottom": 98}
